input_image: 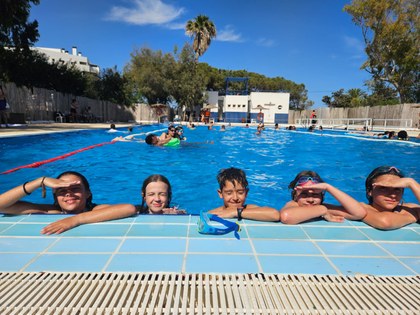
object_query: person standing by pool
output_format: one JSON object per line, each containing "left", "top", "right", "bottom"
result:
{"left": 310, "top": 110, "right": 317, "bottom": 124}
{"left": 0, "top": 171, "right": 136, "bottom": 234}
{"left": 70, "top": 99, "right": 79, "bottom": 122}
{"left": 208, "top": 167, "right": 279, "bottom": 221}
{"left": 137, "top": 174, "right": 186, "bottom": 214}
{"left": 280, "top": 170, "right": 366, "bottom": 224}
{"left": 361, "top": 166, "right": 419, "bottom": 230}
{"left": 0, "top": 85, "right": 9, "bottom": 128}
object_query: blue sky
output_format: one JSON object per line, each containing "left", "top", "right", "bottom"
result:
{"left": 30, "top": 0, "right": 370, "bottom": 108}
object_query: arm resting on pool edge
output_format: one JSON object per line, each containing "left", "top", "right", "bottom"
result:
{"left": 209, "top": 205, "right": 279, "bottom": 222}
{"left": 280, "top": 201, "right": 332, "bottom": 224}
{"left": 0, "top": 177, "right": 79, "bottom": 214}
{"left": 361, "top": 203, "right": 419, "bottom": 230}
{"left": 40, "top": 204, "right": 137, "bottom": 235}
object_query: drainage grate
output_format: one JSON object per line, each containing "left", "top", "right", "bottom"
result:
{"left": 0, "top": 273, "right": 418, "bottom": 314}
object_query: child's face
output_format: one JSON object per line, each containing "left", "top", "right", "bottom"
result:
{"left": 295, "top": 189, "right": 323, "bottom": 206}
{"left": 143, "top": 181, "right": 169, "bottom": 213}
{"left": 370, "top": 174, "right": 403, "bottom": 210}
{"left": 218, "top": 180, "right": 248, "bottom": 209}
{"left": 294, "top": 180, "right": 323, "bottom": 206}
{"left": 54, "top": 174, "right": 90, "bottom": 213}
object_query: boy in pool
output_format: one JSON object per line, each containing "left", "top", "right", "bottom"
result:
{"left": 208, "top": 167, "right": 279, "bottom": 221}
{"left": 361, "top": 166, "right": 419, "bottom": 230}
{"left": 0, "top": 171, "right": 136, "bottom": 234}
{"left": 280, "top": 170, "right": 366, "bottom": 224}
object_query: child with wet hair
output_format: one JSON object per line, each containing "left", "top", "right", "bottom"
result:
{"left": 280, "top": 170, "right": 366, "bottom": 224}
{"left": 137, "top": 174, "right": 186, "bottom": 215}
{"left": 208, "top": 167, "right": 279, "bottom": 221}
{"left": 362, "top": 166, "right": 419, "bottom": 230}
{"left": 0, "top": 171, "right": 136, "bottom": 234}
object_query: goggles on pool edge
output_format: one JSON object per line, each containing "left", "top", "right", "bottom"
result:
{"left": 198, "top": 211, "right": 241, "bottom": 240}
{"left": 295, "top": 176, "right": 322, "bottom": 187}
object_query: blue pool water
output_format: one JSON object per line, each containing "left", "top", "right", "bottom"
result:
{"left": 1, "top": 125, "right": 419, "bottom": 214}
{"left": 0, "top": 125, "right": 419, "bottom": 275}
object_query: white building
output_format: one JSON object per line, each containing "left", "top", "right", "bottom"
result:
{"left": 207, "top": 91, "right": 290, "bottom": 124}
{"left": 31, "top": 46, "right": 100, "bottom": 75}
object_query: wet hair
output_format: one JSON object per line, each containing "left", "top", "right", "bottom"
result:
{"left": 288, "top": 170, "right": 324, "bottom": 201}
{"left": 138, "top": 174, "right": 172, "bottom": 214}
{"left": 217, "top": 167, "right": 248, "bottom": 191}
{"left": 397, "top": 130, "right": 408, "bottom": 140}
{"left": 53, "top": 171, "right": 95, "bottom": 211}
{"left": 110, "top": 123, "right": 116, "bottom": 129}
{"left": 145, "top": 134, "right": 156, "bottom": 145}
{"left": 365, "top": 166, "right": 405, "bottom": 203}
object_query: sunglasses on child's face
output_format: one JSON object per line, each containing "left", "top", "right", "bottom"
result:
{"left": 295, "top": 176, "right": 321, "bottom": 187}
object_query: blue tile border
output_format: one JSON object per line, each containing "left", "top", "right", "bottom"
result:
{"left": 0, "top": 214, "right": 418, "bottom": 275}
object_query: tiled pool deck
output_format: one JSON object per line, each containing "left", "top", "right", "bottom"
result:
{"left": 1, "top": 214, "right": 419, "bottom": 275}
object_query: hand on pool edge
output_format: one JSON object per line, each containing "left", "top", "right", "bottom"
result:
{"left": 41, "top": 216, "right": 80, "bottom": 235}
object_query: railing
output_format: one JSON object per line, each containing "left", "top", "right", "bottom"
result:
{"left": 371, "top": 118, "right": 413, "bottom": 130}
{"left": 296, "top": 118, "right": 373, "bottom": 130}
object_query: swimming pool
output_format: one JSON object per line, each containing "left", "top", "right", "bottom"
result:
{"left": 0, "top": 124, "right": 419, "bottom": 278}
{"left": 1, "top": 124, "right": 419, "bottom": 213}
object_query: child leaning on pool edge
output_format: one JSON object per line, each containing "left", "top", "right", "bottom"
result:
{"left": 208, "top": 167, "right": 279, "bottom": 221}
{"left": 280, "top": 170, "right": 366, "bottom": 224}
{"left": 137, "top": 174, "right": 186, "bottom": 215}
{"left": 361, "top": 166, "right": 420, "bottom": 230}
{"left": 0, "top": 171, "right": 136, "bottom": 234}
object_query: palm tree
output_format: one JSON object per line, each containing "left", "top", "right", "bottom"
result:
{"left": 185, "top": 15, "right": 216, "bottom": 60}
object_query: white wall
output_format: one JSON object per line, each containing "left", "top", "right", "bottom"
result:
{"left": 250, "top": 92, "right": 290, "bottom": 123}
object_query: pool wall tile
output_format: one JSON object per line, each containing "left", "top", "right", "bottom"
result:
{"left": 0, "top": 214, "right": 418, "bottom": 276}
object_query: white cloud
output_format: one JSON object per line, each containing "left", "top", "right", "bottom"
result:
{"left": 344, "top": 35, "right": 365, "bottom": 59}
{"left": 106, "top": 0, "right": 184, "bottom": 26}
{"left": 344, "top": 35, "right": 364, "bottom": 51}
{"left": 215, "top": 25, "right": 243, "bottom": 42}
{"left": 256, "top": 38, "right": 276, "bottom": 47}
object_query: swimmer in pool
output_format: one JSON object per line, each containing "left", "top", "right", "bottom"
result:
{"left": 0, "top": 171, "right": 136, "bottom": 234}
{"left": 207, "top": 167, "right": 279, "bottom": 221}
{"left": 280, "top": 170, "right": 366, "bottom": 224}
{"left": 137, "top": 174, "right": 186, "bottom": 215}
{"left": 361, "top": 166, "right": 420, "bottom": 230}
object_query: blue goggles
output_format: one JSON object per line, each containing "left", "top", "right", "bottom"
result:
{"left": 295, "top": 176, "right": 322, "bottom": 187}
{"left": 197, "top": 211, "right": 241, "bottom": 240}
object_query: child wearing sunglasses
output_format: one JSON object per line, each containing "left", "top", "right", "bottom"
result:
{"left": 362, "top": 166, "right": 420, "bottom": 230}
{"left": 208, "top": 167, "right": 279, "bottom": 221}
{"left": 280, "top": 170, "right": 366, "bottom": 224}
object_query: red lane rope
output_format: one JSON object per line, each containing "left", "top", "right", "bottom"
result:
{"left": 1, "top": 140, "right": 117, "bottom": 175}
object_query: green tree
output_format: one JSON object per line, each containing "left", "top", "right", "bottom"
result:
{"left": 185, "top": 15, "right": 217, "bottom": 60}
{"left": 172, "top": 44, "right": 207, "bottom": 113}
{"left": 322, "top": 89, "right": 352, "bottom": 108}
{"left": 124, "top": 47, "right": 176, "bottom": 105}
{"left": 0, "top": 0, "right": 40, "bottom": 52}
{"left": 344, "top": 0, "right": 420, "bottom": 103}
{"left": 95, "top": 67, "right": 131, "bottom": 105}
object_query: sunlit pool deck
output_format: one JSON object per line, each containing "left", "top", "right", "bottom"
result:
{"left": 1, "top": 214, "right": 419, "bottom": 313}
